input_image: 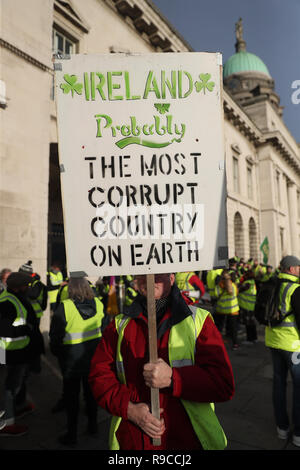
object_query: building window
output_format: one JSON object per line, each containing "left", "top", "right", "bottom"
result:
{"left": 275, "top": 171, "right": 281, "bottom": 207}
{"left": 297, "top": 191, "right": 300, "bottom": 219}
{"left": 233, "top": 157, "right": 239, "bottom": 193}
{"left": 53, "top": 29, "right": 75, "bottom": 55}
{"left": 249, "top": 217, "right": 257, "bottom": 258}
{"left": 280, "top": 227, "right": 284, "bottom": 257}
{"left": 247, "top": 164, "right": 253, "bottom": 200}
{"left": 234, "top": 212, "right": 244, "bottom": 258}
{"left": 51, "top": 28, "right": 77, "bottom": 99}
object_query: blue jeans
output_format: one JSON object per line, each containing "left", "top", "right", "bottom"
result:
{"left": 270, "top": 348, "right": 300, "bottom": 436}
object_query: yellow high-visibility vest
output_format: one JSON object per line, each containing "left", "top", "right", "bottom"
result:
{"left": 0, "top": 291, "right": 30, "bottom": 350}
{"left": 109, "top": 307, "right": 227, "bottom": 451}
{"left": 62, "top": 297, "right": 104, "bottom": 345}
{"left": 265, "top": 273, "right": 300, "bottom": 352}
{"left": 48, "top": 271, "right": 63, "bottom": 304}
{"left": 238, "top": 279, "right": 256, "bottom": 312}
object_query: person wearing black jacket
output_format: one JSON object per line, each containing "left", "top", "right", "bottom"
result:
{"left": 49, "top": 277, "right": 104, "bottom": 446}
{"left": 0, "top": 272, "right": 44, "bottom": 437}
{"left": 265, "top": 255, "right": 300, "bottom": 447}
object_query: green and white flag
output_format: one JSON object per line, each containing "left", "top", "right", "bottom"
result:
{"left": 260, "top": 237, "right": 269, "bottom": 264}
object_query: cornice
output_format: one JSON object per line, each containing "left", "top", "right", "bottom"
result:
{"left": 0, "top": 37, "right": 52, "bottom": 73}
{"left": 223, "top": 90, "right": 262, "bottom": 145}
{"left": 102, "top": 0, "right": 192, "bottom": 52}
{"left": 54, "top": 0, "right": 90, "bottom": 33}
{"left": 223, "top": 90, "right": 300, "bottom": 176}
{"left": 260, "top": 130, "right": 300, "bottom": 175}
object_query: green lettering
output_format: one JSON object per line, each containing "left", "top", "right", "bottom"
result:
{"left": 94, "top": 114, "right": 112, "bottom": 138}
{"left": 107, "top": 72, "right": 123, "bottom": 101}
{"left": 161, "top": 70, "right": 177, "bottom": 99}
{"left": 91, "top": 72, "right": 95, "bottom": 100}
{"left": 130, "top": 116, "right": 141, "bottom": 137}
{"left": 175, "top": 123, "right": 186, "bottom": 141}
{"left": 178, "top": 71, "right": 193, "bottom": 98}
{"left": 166, "top": 115, "right": 173, "bottom": 134}
{"left": 183, "top": 72, "right": 193, "bottom": 98}
{"left": 95, "top": 73, "right": 106, "bottom": 100}
{"left": 121, "top": 125, "right": 131, "bottom": 136}
{"left": 143, "top": 71, "right": 161, "bottom": 99}
{"left": 84, "top": 72, "right": 90, "bottom": 101}
{"left": 154, "top": 116, "right": 166, "bottom": 135}
{"left": 124, "top": 71, "right": 141, "bottom": 100}
{"left": 143, "top": 124, "right": 154, "bottom": 135}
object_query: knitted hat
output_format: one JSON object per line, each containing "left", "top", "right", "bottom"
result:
{"left": 19, "top": 260, "right": 33, "bottom": 274}
{"left": 280, "top": 255, "right": 300, "bottom": 270}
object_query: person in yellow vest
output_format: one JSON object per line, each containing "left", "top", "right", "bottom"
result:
{"left": 0, "top": 272, "right": 44, "bottom": 437}
{"left": 50, "top": 281, "right": 70, "bottom": 414}
{"left": 265, "top": 255, "right": 300, "bottom": 447}
{"left": 175, "top": 272, "right": 205, "bottom": 302}
{"left": 49, "top": 276, "right": 104, "bottom": 446}
{"left": 214, "top": 269, "right": 240, "bottom": 350}
{"left": 47, "top": 263, "right": 65, "bottom": 313}
{"left": 206, "top": 268, "right": 223, "bottom": 305}
{"left": 124, "top": 278, "right": 139, "bottom": 307}
{"left": 55, "top": 283, "right": 69, "bottom": 307}
{"left": 19, "top": 261, "right": 48, "bottom": 325}
{"left": 89, "top": 273, "right": 234, "bottom": 450}
{"left": 260, "top": 265, "right": 274, "bottom": 283}
{"left": 238, "top": 270, "right": 257, "bottom": 343}
{"left": 18, "top": 261, "right": 47, "bottom": 375}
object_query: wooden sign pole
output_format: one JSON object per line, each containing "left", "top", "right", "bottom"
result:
{"left": 146, "top": 273, "right": 161, "bottom": 447}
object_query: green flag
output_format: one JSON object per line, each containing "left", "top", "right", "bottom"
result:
{"left": 260, "top": 237, "right": 269, "bottom": 264}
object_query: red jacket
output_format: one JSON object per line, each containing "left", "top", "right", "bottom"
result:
{"left": 188, "top": 274, "right": 205, "bottom": 296}
{"left": 89, "top": 286, "right": 234, "bottom": 450}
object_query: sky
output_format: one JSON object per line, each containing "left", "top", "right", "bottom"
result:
{"left": 151, "top": 0, "right": 300, "bottom": 143}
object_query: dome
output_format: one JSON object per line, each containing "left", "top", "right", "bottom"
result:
{"left": 223, "top": 51, "right": 271, "bottom": 79}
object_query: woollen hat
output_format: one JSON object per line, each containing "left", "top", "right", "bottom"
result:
{"left": 280, "top": 255, "right": 300, "bottom": 270}
{"left": 19, "top": 260, "right": 33, "bottom": 274}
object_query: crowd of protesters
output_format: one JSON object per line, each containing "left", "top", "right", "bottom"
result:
{"left": 0, "top": 254, "right": 299, "bottom": 449}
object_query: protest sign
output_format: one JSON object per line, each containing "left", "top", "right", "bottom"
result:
{"left": 55, "top": 52, "right": 227, "bottom": 276}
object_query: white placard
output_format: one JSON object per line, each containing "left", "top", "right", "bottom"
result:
{"left": 55, "top": 52, "right": 227, "bottom": 277}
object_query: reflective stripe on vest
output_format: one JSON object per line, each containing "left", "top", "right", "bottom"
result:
{"left": 125, "top": 287, "right": 138, "bottom": 306}
{"left": 0, "top": 291, "right": 30, "bottom": 350}
{"left": 48, "top": 271, "right": 63, "bottom": 304}
{"left": 175, "top": 272, "right": 194, "bottom": 291}
{"left": 49, "top": 271, "right": 63, "bottom": 286}
{"left": 265, "top": 273, "right": 300, "bottom": 352}
{"left": 238, "top": 280, "right": 256, "bottom": 312}
{"left": 216, "top": 283, "right": 239, "bottom": 314}
{"left": 206, "top": 269, "right": 223, "bottom": 299}
{"left": 63, "top": 297, "right": 104, "bottom": 345}
{"left": 110, "top": 306, "right": 227, "bottom": 451}
{"left": 30, "top": 300, "right": 43, "bottom": 319}
{"left": 59, "top": 285, "right": 69, "bottom": 302}
{"left": 31, "top": 279, "right": 45, "bottom": 305}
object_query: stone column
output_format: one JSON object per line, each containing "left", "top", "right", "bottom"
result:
{"left": 287, "top": 181, "right": 298, "bottom": 255}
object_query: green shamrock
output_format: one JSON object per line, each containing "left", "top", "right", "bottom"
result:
{"left": 154, "top": 103, "right": 171, "bottom": 114}
{"left": 60, "top": 74, "right": 83, "bottom": 97}
{"left": 194, "top": 73, "right": 215, "bottom": 94}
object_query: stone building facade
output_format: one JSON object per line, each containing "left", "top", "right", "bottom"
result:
{"left": 1, "top": 1, "right": 299, "bottom": 318}
{"left": 223, "top": 19, "right": 300, "bottom": 267}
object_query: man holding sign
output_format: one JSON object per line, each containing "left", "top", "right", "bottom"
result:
{"left": 89, "top": 273, "right": 234, "bottom": 450}
{"left": 55, "top": 51, "right": 232, "bottom": 449}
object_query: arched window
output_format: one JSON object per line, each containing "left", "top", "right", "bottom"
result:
{"left": 249, "top": 217, "right": 258, "bottom": 259}
{"left": 234, "top": 212, "right": 244, "bottom": 258}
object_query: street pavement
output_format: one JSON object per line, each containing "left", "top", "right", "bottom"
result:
{"left": 0, "top": 324, "right": 299, "bottom": 452}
